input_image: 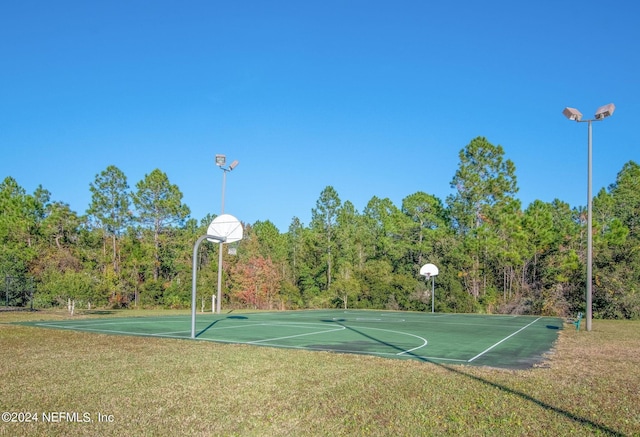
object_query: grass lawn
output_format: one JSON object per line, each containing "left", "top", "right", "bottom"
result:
{"left": 1, "top": 309, "right": 639, "bottom": 436}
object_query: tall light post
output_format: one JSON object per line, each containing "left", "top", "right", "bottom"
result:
{"left": 215, "top": 154, "right": 239, "bottom": 313}
{"left": 562, "top": 103, "right": 615, "bottom": 332}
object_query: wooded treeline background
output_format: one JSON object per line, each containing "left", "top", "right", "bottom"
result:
{"left": 2, "top": 137, "right": 639, "bottom": 319}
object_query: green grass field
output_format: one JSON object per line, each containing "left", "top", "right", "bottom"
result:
{"left": 1, "top": 309, "right": 639, "bottom": 436}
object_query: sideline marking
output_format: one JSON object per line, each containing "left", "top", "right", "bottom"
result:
{"left": 248, "top": 326, "right": 346, "bottom": 344}
{"left": 35, "top": 323, "right": 189, "bottom": 338}
{"left": 467, "top": 317, "right": 542, "bottom": 363}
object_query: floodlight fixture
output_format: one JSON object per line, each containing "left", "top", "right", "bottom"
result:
{"left": 229, "top": 160, "right": 239, "bottom": 171}
{"left": 215, "top": 154, "right": 226, "bottom": 167}
{"left": 563, "top": 107, "right": 583, "bottom": 122}
{"left": 595, "top": 103, "right": 615, "bottom": 120}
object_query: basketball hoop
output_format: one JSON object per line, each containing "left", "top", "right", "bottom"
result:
{"left": 419, "top": 263, "right": 439, "bottom": 314}
{"left": 207, "top": 214, "right": 243, "bottom": 243}
{"left": 419, "top": 263, "right": 438, "bottom": 278}
{"left": 192, "top": 214, "right": 244, "bottom": 339}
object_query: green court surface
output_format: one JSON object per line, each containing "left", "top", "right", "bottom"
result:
{"left": 21, "top": 310, "right": 564, "bottom": 369}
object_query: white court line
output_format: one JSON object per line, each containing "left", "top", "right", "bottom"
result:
{"left": 34, "top": 323, "right": 189, "bottom": 338}
{"left": 35, "top": 319, "right": 183, "bottom": 328}
{"left": 150, "top": 330, "right": 190, "bottom": 336}
{"left": 248, "top": 326, "right": 346, "bottom": 344}
{"left": 230, "top": 322, "right": 429, "bottom": 357}
{"left": 147, "top": 329, "right": 461, "bottom": 362}
{"left": 36, "top": 320, "right": 429, "bottom": 357}
{"left": 332, "top": 325, "right": 428, "bottom": 356}
{"left": 34, "top": 320, "right": 470, "bottom": 363}
{"left": 193, "top": 337, "right": 462, "bottom": 362}
{"left": 467, "top": 317, "right": 542, "bottom": 363}
{"left": 35, "top": 321, "right": 336, "bottom": 338}
{"left": 409, "top": 355, "right": 468, "bottom": 363}
{"left": 350, "top": 317, "right": 406, "bottom": 322}
{"left": 205, "top": 322, "right": 334, "bottom": 332}
{"left": 341, "top": 311, "right": 408, "bottom": 322}
{"left": 35, "top": 322, "right": 99, "bottom": 330}
{"left": 372, "top": 328, "right": 428, "bottom": 356}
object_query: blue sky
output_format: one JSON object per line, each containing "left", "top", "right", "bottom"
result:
{"left": 2, "top": 1, "right": 638, "bottom": 232}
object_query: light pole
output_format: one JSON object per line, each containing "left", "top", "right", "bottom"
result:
{"left": 562, "top": 103, "right": 615, "bottom": 332}
{"left": 215, "top": 154, "right": 239, "bottom": 313}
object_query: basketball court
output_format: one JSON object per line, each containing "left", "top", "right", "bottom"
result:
{"left": 20, "top": 310, "right": 564, "bottom": 369}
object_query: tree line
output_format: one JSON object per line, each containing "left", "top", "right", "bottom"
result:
{"left": 2, "top": 137, "right": 639, "bottom": 319}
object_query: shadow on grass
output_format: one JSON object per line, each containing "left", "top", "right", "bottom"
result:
{"left": 447, "top": 364, "right": 625, "bottom": 436}
{"left": 327, "top": 319, "right": 624, "bottom": 437}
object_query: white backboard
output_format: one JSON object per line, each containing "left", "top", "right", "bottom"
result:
{"left": 420, "top": 263, "right": 439, "bottom": 277}
{"left": 207, "top": 214, "right": 243, "bottom": 243}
